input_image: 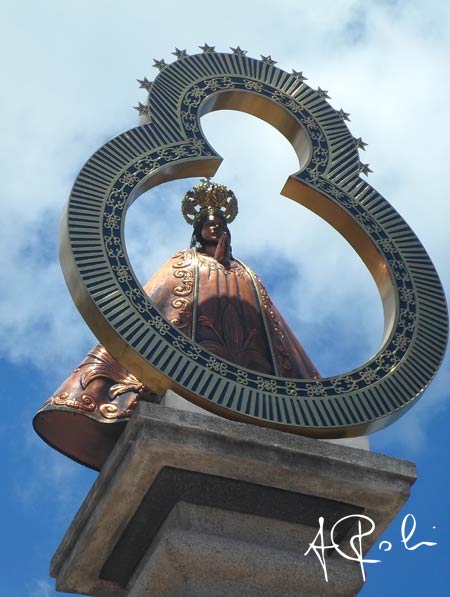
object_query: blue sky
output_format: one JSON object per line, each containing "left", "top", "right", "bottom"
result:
{"left": 1, "top": 1, "right": 449, "bottom": 595}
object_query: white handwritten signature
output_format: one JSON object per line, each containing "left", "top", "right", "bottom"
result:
{"left": 304, "top": 513, "right": 437, "bottom": 581}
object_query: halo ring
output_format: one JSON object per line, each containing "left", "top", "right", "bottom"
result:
{"left": 60, "top": 50, "right": 448, "bottom": 438}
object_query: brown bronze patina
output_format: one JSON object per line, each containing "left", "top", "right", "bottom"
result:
{"left": 33, "top": 180, "right": 319, "bottom": 470}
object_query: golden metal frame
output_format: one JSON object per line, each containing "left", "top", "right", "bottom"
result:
{"left": 59, "top": 48, "right": 448, "bottom": 438}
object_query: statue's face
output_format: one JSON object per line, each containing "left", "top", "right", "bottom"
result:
{"left": 201, "top": 214, "right": 227, "bottom": 244}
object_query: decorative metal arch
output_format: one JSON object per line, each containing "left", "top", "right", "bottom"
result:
{"left": 60, "top": 46, "right": 448, "bottom": 438}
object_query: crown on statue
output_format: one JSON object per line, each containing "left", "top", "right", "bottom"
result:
{"left": 182, "top": 178, "right": 238, "bottom": 225}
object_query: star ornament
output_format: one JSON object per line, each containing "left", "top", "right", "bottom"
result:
{"left": 172, "top": 48, "right": 188, "bottom": 60}
{"left": 337, "top": 108, "right": 351, "bottom": 121}
{"left": 230, "top": 46, "right": 247, "bottom": 56}
{"left": 133, "top": 102, "right": 149, "bottom": 116}
{"left": 354, "top": 137, "right": 368, "bottom": 150}
{"left": 317, "top": 87, "right": 330, "bottom": 99}
{"left": 359, "top": 162, "right": 373, "bottom": 176}
{"left": 291, "top": 69, "right": 307, "bottom": 82}
{"left": 152, "top": 58, "right": 167, "bottom": 71}
{"left": 261, "top": 54, "right": 277, "bottom": 66}
{"left": 199, "top": 43, "right": 215, "bottom": 53}
{"left": 137, "top": 77, "right": 152, "bottom": 91}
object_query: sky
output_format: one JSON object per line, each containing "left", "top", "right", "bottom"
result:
{"left": 1, "top": 0, "right": 449, "bottom": 595}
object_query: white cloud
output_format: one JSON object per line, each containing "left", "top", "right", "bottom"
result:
{"left": 373, "top": 362, "right": 450, "bottom": 453}
{"left": 28, "top": 579, "right": 54, "bottom": 597}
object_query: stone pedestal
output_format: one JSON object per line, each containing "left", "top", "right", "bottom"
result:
{"left": 51, "top": 401, "right": 416, "bottom": 596}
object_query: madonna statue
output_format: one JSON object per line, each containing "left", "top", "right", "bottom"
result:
{"left": 33, "top": 179, "right": 319, "bottom": 470}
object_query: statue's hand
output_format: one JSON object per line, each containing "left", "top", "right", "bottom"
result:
{"left": 214, "top": 233, "right": 231, "bottom": 268}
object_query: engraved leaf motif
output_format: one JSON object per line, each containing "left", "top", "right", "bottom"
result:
{"left": 198, "top": 303, "right": 272, "bottom": 372}
{"left": 108, "top": 382, "right": 142, "bottom": 400}
{"left": 80, "top": 346, "right": 144, "bottom": 398}
{"left": 240, "top": 350, "right": 272, "bottom": 372}
{"left": 200, "top": 340, "right": 230, "bottom": 360}
{"left": 222, "top": 302, "right": 243, "bottom": 354}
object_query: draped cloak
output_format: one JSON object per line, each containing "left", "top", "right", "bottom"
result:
{"left": 33, "top": 249, "right": 319, "bottom": 470}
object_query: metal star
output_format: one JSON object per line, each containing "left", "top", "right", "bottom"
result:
{"left": 199, "top": 43, "right": 215, "bottom": 53}
{"left": 354, "top": 137, "right": 368, "bottom": 151}
{"left": 337, "top": 109, "right": 351, "bottom": 121}
{"left": 172, "top": 48, "right": 188, "bottom": 60}
{"left": 133, "top": 102, "right": 149, "bottom": 116}
{"left": 137, "top": 77, "right": 152, "bottom": 92}
{"left": 261, "top": 55, "right": 277, "bottom": 66}
{"left": 291, "top": 69, "right": 307, "bottom": 82}
{"left": 359, "top": 162, "right": 373, "bottom": 176}
{"left": 230, "top": 46, "right": 247, "bottom": 56}
{"left": 317, "top": 87, "right": 330, "bottom": 99}
{"left": 152, "top": 58, "right": 167, "bottom": 72}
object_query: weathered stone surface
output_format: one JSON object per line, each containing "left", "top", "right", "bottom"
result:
{"left": 128, "top": 502, "right": 369, "bottom": 596}
{"left": 51, "top": 401, "right": 416, "bottom": 596}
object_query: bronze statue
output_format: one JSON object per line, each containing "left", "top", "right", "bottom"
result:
{"left": 33, "top": 180, "right": 319, "bottom": 470}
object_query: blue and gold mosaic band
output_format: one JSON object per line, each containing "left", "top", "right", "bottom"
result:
{"left": 59, "top": 46, "right": 448, "bottom": 437}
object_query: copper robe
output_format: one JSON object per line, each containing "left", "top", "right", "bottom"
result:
{"left": 34, "top": 249, "right": 319, "bottom": 469}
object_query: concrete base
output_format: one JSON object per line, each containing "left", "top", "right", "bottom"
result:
{"left": 51, "top": 401, "right": 416, "bottom": 596}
